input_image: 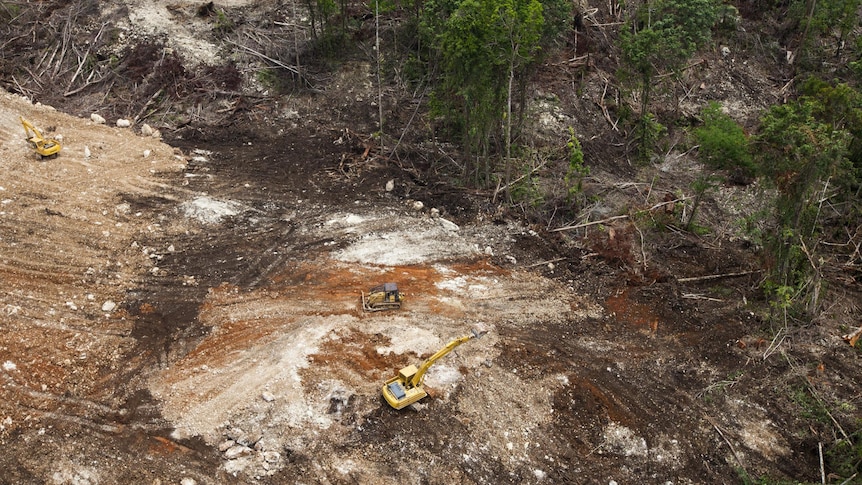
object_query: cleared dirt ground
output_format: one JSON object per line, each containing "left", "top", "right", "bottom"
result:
{"left": 2, "top": 1, "right": 862, "bottom": 484}
{"left": 2, "top": 82, "right": 846, "bottom": 484}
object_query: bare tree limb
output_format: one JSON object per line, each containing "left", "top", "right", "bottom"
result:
{"left": 551, "top": 214, "right": 630, "bottom": 232}
{"left": 704, "top": 415, "right": 748, "bottom": 479}
{"left": 226, "top": 39, "right": 305, "bottom": 79}
{"left": 678, "top": 271, "right": 758, "bottom": 283}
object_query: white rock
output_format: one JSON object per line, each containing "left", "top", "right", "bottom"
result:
{"left": 90, "top": 113, "right": 106, "bottom": 124}
{"left": 2, "top": 361, "right": 16, "bottom": 371}
{"left": 412, "top": 200, "right": 424, "bottom": 211}
{"left": 151, "top": 129, "right": 161, "bottom": 139}
{"left": 263, "top": 451, "right": 280, "bottom": 463}
{"left": 101, "top": 300, "right": 116, "bottom": 312}
{"left": 116, "top": 118, "right": 131, "bottom": 128}
{"left": 261, "top": 392, "right": 276, "bottom": 402}
{"left": 84, "top": 146, "right": 91, "bottom": 158}
{"left": 224, "top": 444, "right": 254, "bottom": 459}
{"left": 181, "top": 479, "right": 197, "bottom": 485}
{"left": 439, "top": 217, "right": 459, "bottom": 232}
{"left": 385, "top": 179, "right": 395, "bottom": 192}
{"left": 218, "top": 440, "right": 236, "bottom": 452}
{"left": 143, "top": 149, "right": 151, "bottom": 158}
{"left": 721, "top": 46, "right": 731, "bottom": 57}
{"left": 484, "top": 246, "right": 493, "bottom": 256}
{"left": 140, "top": 123, "right": 154, "bottom": 136}
{"left": 430, "top": 208, "right": 440, "bottom": 218}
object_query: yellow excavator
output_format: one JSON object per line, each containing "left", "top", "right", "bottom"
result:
{"left": 382, "top": 327, "right": 486, "bottom": 410}
{"left": 362, "top": 283, "right": 403, "bottom": 312}
{"left": 21, "top": 117, "right": 61, "bottom": 158}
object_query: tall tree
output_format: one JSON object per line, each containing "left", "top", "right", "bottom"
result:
{"left": 423, "top": 0, "right": 565, "bottom": 186}
{"left": 620, "top": 0, "right": 718, "bottom": 161}
{"left": 755, "top": 97, "right": 852, "bottom": 315}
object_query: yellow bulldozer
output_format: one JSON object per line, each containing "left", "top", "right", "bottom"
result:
{"left": 382, "top": 327, "right": 486, "bottom": 410}
{"left": 21, "top": 117, "right": 61, "bottom": 158}
{"left": 361, "top": 282, "right": 403, "bottom": 312}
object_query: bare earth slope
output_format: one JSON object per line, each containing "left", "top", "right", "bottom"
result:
{"left": 2, "top": 1, "right": 862, "bottom": 484}
{"left": 1, "top": 84, "right": 824, "bottom": 484}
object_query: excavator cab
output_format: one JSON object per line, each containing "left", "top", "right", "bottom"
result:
{"left": 21, "top": 117, "right": 61, "bottom": 158}
{"left": 361, "top": 282, "right": 402, "bottom": 312}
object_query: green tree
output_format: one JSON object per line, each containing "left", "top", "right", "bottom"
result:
{"left": 620, "top": 0, "right": 718, "bottom": 161}
{"left": 423, "top": 0, "right": 569, "bottom": 187}
{"left": 755, "top": 98, "right": 852, "bottom": 315}
{"left": 789, "top": 0, "right": 861, "bottom": 60}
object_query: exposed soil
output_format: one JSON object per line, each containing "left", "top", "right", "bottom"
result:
{"left": 2, "top": 1, "right": 862, "bottom": 485}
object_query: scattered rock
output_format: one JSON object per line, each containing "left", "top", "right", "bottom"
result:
{"left": 261, "top": 391, "right": 276, "bottom": 402}
{"left": 90, "top": 113, "right": 105, "bottom": 124}
{"left": 430, "top": 208, "right": 440, "bottom": 218}
{"left": 2, "top": 361, "right": 16, "bottom": 371}
{"left": 263, "top": 451, "right": 280, "bottom": 463}
{"left": 140, "top": 123, "right": 154, "bottom": 136}
{"left": 385, "top": 179, "right": 394, "bottom": 192}
{"left": 180, "top": 478, "right": 197, "bottom": 485}
{"left": 226, "top": 427, "right": 261, "bottom": 447}
{"left": 438, "top": 217, "right": 459, "bottom": 232}
{"left": 84, "top": 146, "right": 91, "bottom": 158}
{"left": 101, "top": 300, "right": 116, "bottom": 312}
{"left": 116, "top": 119, "right": 131, "bottom": 128}
{"left": 411, "top": 200, "right": 424, "bottom": 211}
{"left": 218, "top": 440, "right": 236, "bottom": 452}
{"left": 143, "top": 149, "right": 151, "bottom": 158}
{"left": 224, "top": 444, "right": 254, "bottom": 460}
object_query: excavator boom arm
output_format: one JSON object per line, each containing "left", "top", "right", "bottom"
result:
{"left": 21, "top": 117, "right": 43, "bottom": 141}
{"left": 409, "top": 335, "right": 473, "bottom": 387}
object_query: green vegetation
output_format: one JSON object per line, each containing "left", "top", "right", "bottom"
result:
{"left": 619, "top": 0, "right": 718, "bottom": 161}
{"left": 421, "top": 0, "right": 570, "bottom": 187}
{"left": 694, "top": 102, "right": 753, "bottom": 174}
{"left": 214, "top": 9, "right": 235, "bottom": 35}
{"left": 564, "top": 127, "right": 589, "bottom": 203}
{"left": 754, "top": 86, "right": 854, "bottom": 317}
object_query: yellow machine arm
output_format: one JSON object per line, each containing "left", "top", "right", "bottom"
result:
{"left": 382, "top": 326, "right": 486, "bottom": 409}
{"left": 408, "top": 334, "right": 474, "bottom": 388}
{"left": 20, "top": 117, "right": 61, "bottom": 158}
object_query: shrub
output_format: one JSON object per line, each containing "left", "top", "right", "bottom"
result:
{"left": 694, "top": 102, "right": 753, "bottom": 174}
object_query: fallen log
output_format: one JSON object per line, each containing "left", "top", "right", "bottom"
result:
{"left": 842, "top": 325, "right": 862, "bottom": 347}
{"left": 677, "top": 271, "right": 758, "bottom": 283}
